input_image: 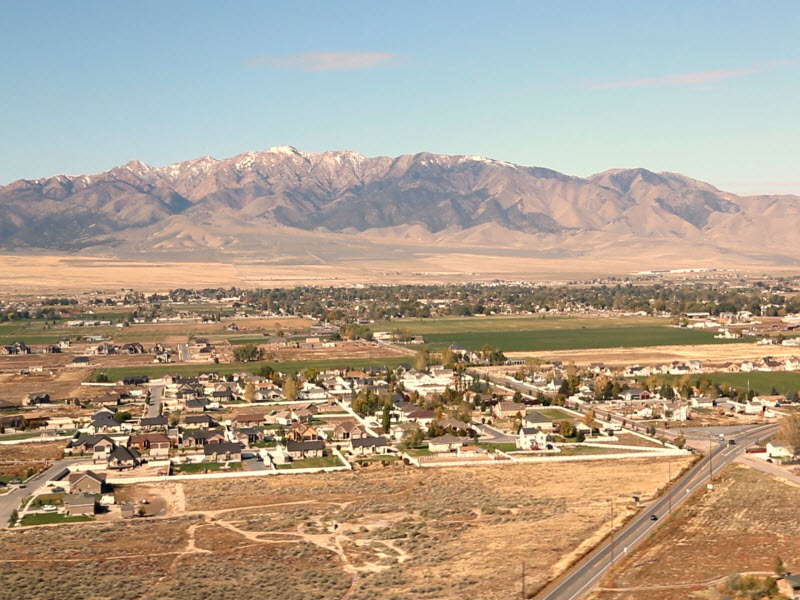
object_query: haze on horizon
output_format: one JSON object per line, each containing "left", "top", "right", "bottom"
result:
{"left": 1, "top": 1, "right": 798, "bottom": 196}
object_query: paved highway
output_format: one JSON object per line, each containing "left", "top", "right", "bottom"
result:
{"left": 535, "top": 422, "right": 778, "bottom": 600}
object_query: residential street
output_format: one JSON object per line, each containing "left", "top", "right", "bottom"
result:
{"left": 145, "top": 384, "right": 164, "bottom": 419}
{"left": 0, "top": 458, "right": 88, "bottom": 529}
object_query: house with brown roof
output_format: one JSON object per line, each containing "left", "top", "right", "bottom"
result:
{"left": 68, "top": 470, "right": 107, "bottom": 495}
{"left": 286, "top": 422, "right": 318, "bottom": 443}
{"left": 331, "top": 420, "right": 368, "bottom": 441}
{"left": 64, "top": 493, "right": 96, "bottom": 517}
{"left": 233, "top": 413, "right": 267, "bottom": 428}
{"left": 428, "top": 435, "right": 466, "bottom": 453}
{"left": 349, "top": 436, "right": 389, "bottom": 456}
{"left": 204, "top": 442, "right": 243, "bottom": 462}
{"left": 128, "top": 433, "right": 171, "bottom": 459}
{"left": 286, "top": 440, "right": 325, "bottom": 459}
{"left": 494, "top": 402, "right": 526, "bottom": 419}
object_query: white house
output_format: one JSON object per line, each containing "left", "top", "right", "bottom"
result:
{"left": 766, "top": 442, "right": 795, "bottom": 460}
{"left": 518, "top": 427, "right": 554, "bottom": 450}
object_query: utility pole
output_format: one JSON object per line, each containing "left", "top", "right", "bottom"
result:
{"left": 609, "top": 499, "right": 615, "bottom": 567}
{"left": 708, "top": 439, "right": 713, "bottom": 483}
{"left": 521, "top": 561, "right": 525, "bottom": 600}
{"left": 668, "top": 459, "right": 672, "bottom": 513}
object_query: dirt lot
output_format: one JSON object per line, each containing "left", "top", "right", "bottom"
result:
{"left": 0, "top": 441, "right": 65, "bottom": 463}
{"left": 0, "top": 368, "right": 87, "bottom": 405}
{"left": 590, "top": 464, "right": 800, "bottom": 600}
{"left": 506, "top": 343, "right": 800, "bottom": 368}
{"left": 0, "top": 457, "right": 692, "bottom": 600}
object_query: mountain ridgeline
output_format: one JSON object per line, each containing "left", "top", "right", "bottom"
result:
{"left": 1, "top": 146, "right": 799, "bottom": 264}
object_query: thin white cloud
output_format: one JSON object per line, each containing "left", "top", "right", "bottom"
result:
{"left": 250, "top": 51, "right": 399, "bottom": 72}
{"left": 589, "top": 60, "right": 794, "bottom": 90}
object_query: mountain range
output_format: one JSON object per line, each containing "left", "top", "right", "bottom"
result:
{"left": 2, "top": 146, "right": 800, "bottom": 270}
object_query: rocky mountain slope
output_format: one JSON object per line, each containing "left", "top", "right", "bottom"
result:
{"left": 1, "top": 146, "right": 799, "bottom": 267}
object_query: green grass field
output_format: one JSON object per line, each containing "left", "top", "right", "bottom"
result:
{"left": 477, "top": 442, "right": 518, "bottom": 452}
{"left": 377, "top": 315, "right": 660, "bottom": 334}
{"left": 91, "top": 356, "right": 409, "bottom": 382}
{"left": 375, "top": 315, "right": 751, "bottom": 352}
{"left": 531, "top": 408, "right": 576, "bottom": 421}
{"left": 636, "top": 371, "right": 800, "bottom": 395}
{"left": 421, "top": 326, "right": 746, "bottom": 352}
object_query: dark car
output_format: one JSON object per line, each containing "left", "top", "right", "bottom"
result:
{"left": 728, "top": 439, "right": 736, "bottom": 445}
{"left": 649, "top": 514, "right": 659, "bottom": 521}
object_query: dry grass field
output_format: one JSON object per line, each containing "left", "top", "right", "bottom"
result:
{"left": 0, "top": 457, "right": 692, "bottom": 600}
{"left": 506, "top": 342, "right": 800, "bottom": 368}
{"left": 590, "top": 464, "right": 800, "bottom": 600}
{"left": 0, "top": 441, "right": 65, "bottom": 463}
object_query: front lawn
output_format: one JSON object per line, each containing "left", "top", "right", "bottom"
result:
{"left": 478, "top": 442, "right": 518, "bottom": 453}
{"left": 31, "top": 492, "right": 65, "bottom": 507}
{"left": 276, "top": 456, "right": 343, "bottom": 469}
{"left": 404, "top": 447, "right": 433, "bottom": 457}
{"left": 20, "top": 513, "right": 93, "bottom": 526}
{"left": 532, "top": 408, "right": 576, "bottom": 421}
{"left": 173, "top": 461, "right": 243, "bottom": 474}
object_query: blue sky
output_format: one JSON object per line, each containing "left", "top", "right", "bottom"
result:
{"left": 1, "top": 1, "right": 798, "bottom": 194}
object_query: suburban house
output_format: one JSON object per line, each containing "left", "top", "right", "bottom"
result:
{"left": 438, "top": 417, "right": 471, "bottom": 433}
{"left": 518, "top": 427, "right": 554, "bottom": 451}
{"left": 139, "top": 416, "right": 168, "bottom": 431}
{"left": 68, "top": 470, "right": 107, "bottom": 494}
{"left": 494, "top": 401, "right": 526, "bottom": 419}
{"left": 331, "top": 420, "right": 368, "bottom": 441}
{"left": 24, "top": 392, "right": 50, "bottom": 406}
{"left": 233, "top": 413, "right": 267, "bottom": 428}
{"left": 128, "top": 433, "right": 171, "bottom": 459}
{"left": 766, "top": 442, "right": 796, "bottom": 460}
{"left": 286, "top": 440, "right": 325, "bottom": 459}
{"left": 777, "top": 573, "right": 800, "bottom": 600}
{"left": 203, "top": 442, "right": 243, "bottom": 462}
{"left": 523, "top": 412, "right": 556, "bottom": 432}
{"left": 389, "top": 422, "right": 421, "bottom": 442}
{"left": 64, "top": 493, "right": 96, "bottom": 517}
{"left": 349, "top": 436, "right": 389, "bottom": 456}
{"left": 65, "top": 434, "right": 116, "bottom": 462}
{"left": 182, "top": 430, "right": 226, "bottom": 447}
{"left": 184, "top": 398, "right": 209, "bottom": 412}
{"left": 428, "top": 434, "right": 465, "bottom": 453}
{"left": 182, "top": 414, "right": 215, "bottom": 429}
{"left": 90, "top": 411, "right": 124, "bottom": 434}
{"left": 286, "top": 423, "right": 318, "bottom": 442}
{"left": 108, "top": 445, "right": 141, "bottom": 469}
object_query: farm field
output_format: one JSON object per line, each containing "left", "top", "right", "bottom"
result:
{"left": 0, "top": 457, "right": 691, "bottom": 600}
{"left": 0, "top": 317, "right": 312, "bottom": 346}
{"left": 91, "top": 356, "right": 410, "bottom": 381}
{"left": 590, "top": 465, "right": 800, "bottom": 600}
{"left": 637, "top": 371, "right": 800, "bottom": 396}
{"left": 377, "top": 315, "right": 662, "bottom": 334}
{"left": 421, "top": 326, "right": 747, "bottom": 352}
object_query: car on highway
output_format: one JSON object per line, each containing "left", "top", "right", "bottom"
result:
{"left": 649, "top": 514, "right": 659, "bottom": 521}
{"left": 728, "top": 439, "right": 736, "bottom": 445}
